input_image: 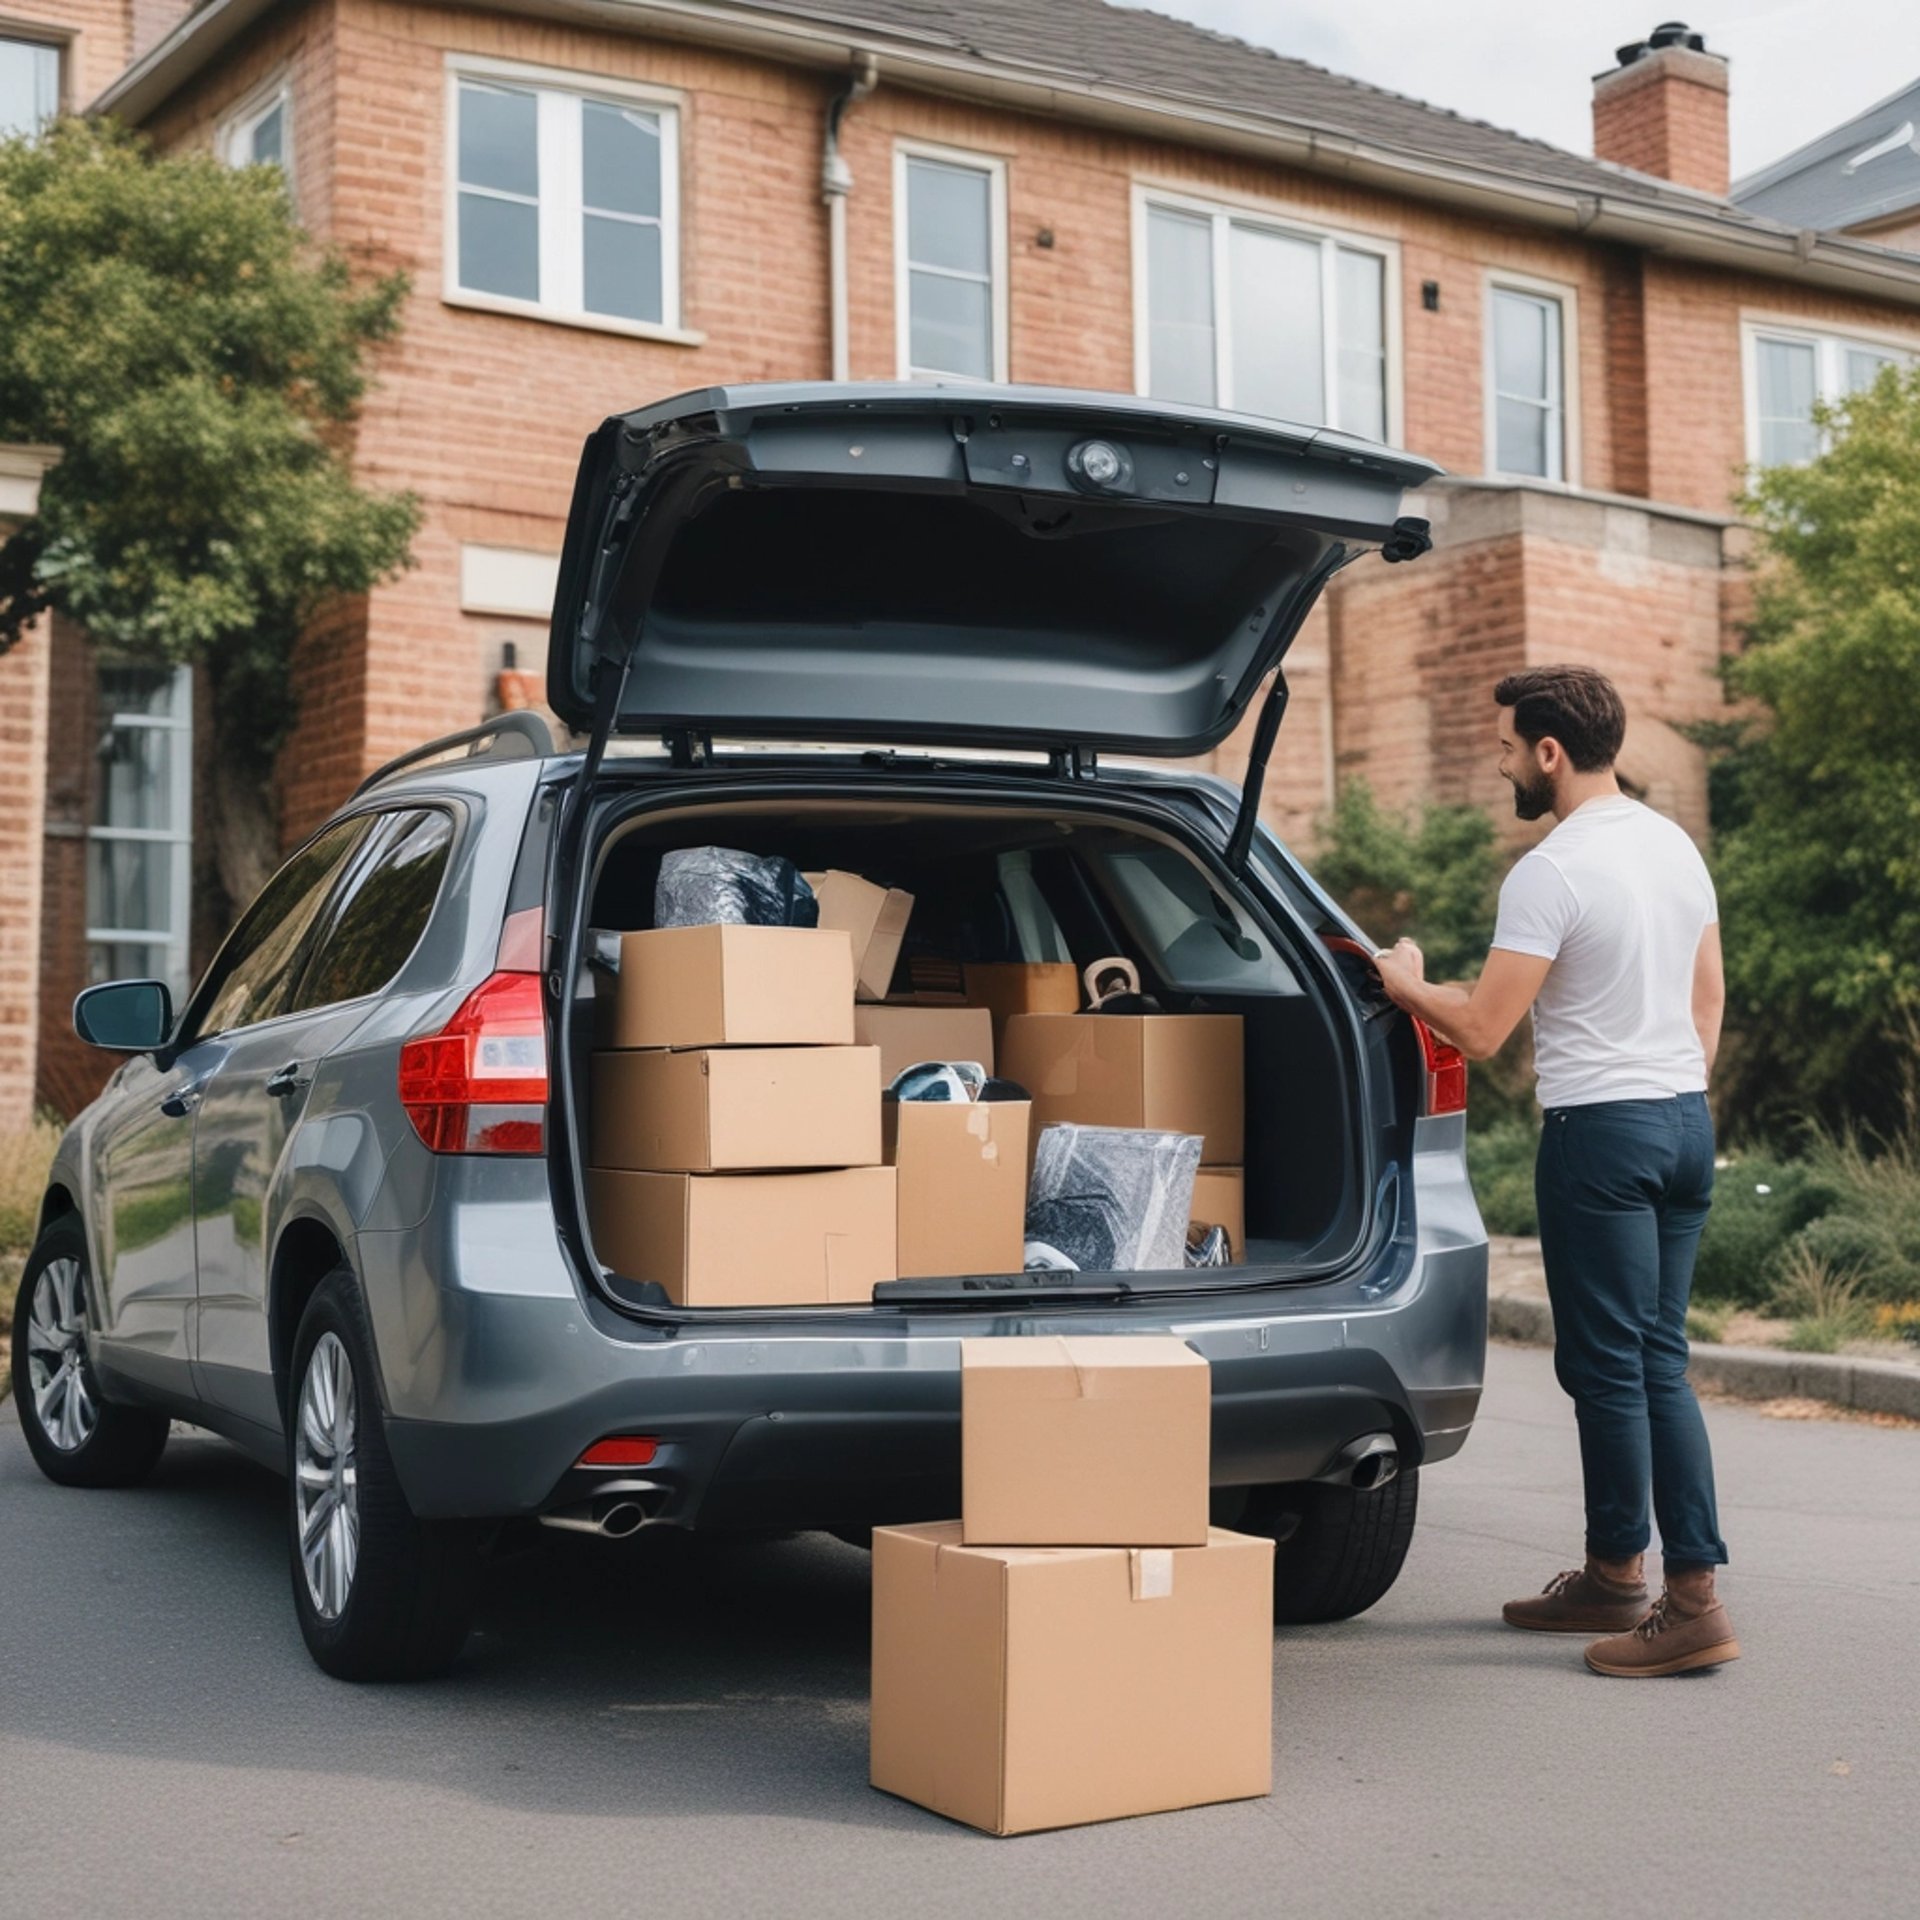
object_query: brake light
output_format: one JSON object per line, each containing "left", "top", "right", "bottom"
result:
{"left": 1412, "top": 1017, "right": 1468, "bottom": 1116}
{"left": 398, "top": 970, "right": 548, "bottom": 1153}
{"left": 577, "top": 1436, "right": 659, "bottom": 1468}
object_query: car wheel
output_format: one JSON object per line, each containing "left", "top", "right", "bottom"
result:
{"left": 8, "top": 1216, "right": 169, "bottom": 1488}
{"left": 288, "top": 1268, "right": 478, "bottom": 1681}
{"left": 1242, "top": 1466, "right": 1419, "bottom": 1624}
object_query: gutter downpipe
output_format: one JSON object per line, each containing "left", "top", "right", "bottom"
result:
{"left": 823, "top": 53, "right": 879, "bottom": 383}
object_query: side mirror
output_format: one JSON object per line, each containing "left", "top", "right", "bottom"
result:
{"left": 74, "top": 980, "right": 174, "bottom": 1052}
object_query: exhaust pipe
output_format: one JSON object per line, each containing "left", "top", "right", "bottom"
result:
{"left": 1317, "top": 1434, "right": 1400, "bottom": 1492}
{"left": 538, "top": 1482, "right": 665, "bottom": 1538}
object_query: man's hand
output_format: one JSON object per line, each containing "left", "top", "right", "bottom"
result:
{"left": 1372, "top": 937, "right": 1427, "bottom": 1006}
{"left": 1367, "top": 941, "right": 1553, "bottom": 1061}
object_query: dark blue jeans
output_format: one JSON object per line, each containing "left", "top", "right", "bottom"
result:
{"left": 1534, "top": 1092, "right": 1728, "bottom": 1571}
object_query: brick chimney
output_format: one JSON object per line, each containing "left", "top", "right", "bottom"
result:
{"left": 1592, "top": 22, "right": 1730, "bottom": 197}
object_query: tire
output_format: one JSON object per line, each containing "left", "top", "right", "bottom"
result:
{"left": 8, "top": 1216, "right": 169, "bottom": 1489}
{"left": 287, "top": 1268, "right": 478, "bottom": 1681}
{"left": 1243, "top": 1466, "right": 1420, "bottom": 1625}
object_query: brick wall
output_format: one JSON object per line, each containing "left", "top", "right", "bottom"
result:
{"left": 0, "top": 613, "right": 52, "bottom": 1131}
{"left": 34, "top": 618, "right": 100, "bottom": 1122}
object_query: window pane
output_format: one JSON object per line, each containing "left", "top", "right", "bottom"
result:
{"left": 1493, "top": 290, "right": 1550, "bottom": 401}
{"left": 1496, "top": 396, "right": 1550, "bottom": 478}
{"left": 458, "top": 82, "right": 537, "bottom": 197}
{"left": 1756, "top": 337, "right": 1818, "bottom": 467}
{"left": 582, "top": 101, "right": 659, "bottom": 218}
{"left": 583, "top": 212, "right": 662, "bottom": 323}
{"left": 1145, "top": 207, "right": 1215, "bottom": 407}
{"left": 1336, "top": 248, "right": 1387, "bottom": 440}
{"left": 908, "top": 269, "right": 992, "bottom": 378}
{"left": 0, "top": 37, "right": 59, "bottom": 139}
{"left": 1846, "top": 347, "right": 1896, "bottom": 394}
{"left": 88, "top": 839, "right": 177, "bottom": 936}
{"left": 1227, "top": 223, "right": 1323, "bottom": 422}
{"left": 295, "top": 812, "right": 453, "bottom": 1012}
{"left": 93, "top": 725, "right": 179, "bottom": 832}
{"left": 89, "top": 941, "right": 167, "bottom": 988}
{"left": 458, "top": 191, "right": 539, "bottom": 301}
{"left": 98, "top": 664, "right": 182, "bottom": 719}
{"left": 250, "top": 100, "right": 285, "bottom": 168}
{"left": 906, "top": 158, "right": 990, "bottom": 276}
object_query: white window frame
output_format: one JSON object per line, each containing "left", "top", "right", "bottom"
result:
{"left": 442, "top": 53, "right": 701, "bottom": 346}
{"left": 220, "top": 72, "right": 294, "bottom": 185}
{"left": 893, "top": 140, "right": 1010, "bottom": 384}
{"left": 1483, "top": 269, "right": 1581, "bottom": 488}
{"left": 1129, "top": 183, "right": 1404, "bottom": 441}
{"left": 1740, "top": 315, "right": 1920, "bottom": 468}
{"left": 87, "top": 662, "right": 194, "bottom": 998}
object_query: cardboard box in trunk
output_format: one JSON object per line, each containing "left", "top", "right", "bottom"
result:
{"left": 598, "top": 925, "right": 855, "bottom": 1051}
{"left": 587, "top": 1167, "right": 896, "bottom": 1304}
{"left": 960, "top": 1335, "right": 1210, "bottom": 1546}
{"left": 592, "top": 1046, "right": 882, "bottom": 1172}
{"left": 804, "top": 870, "right": 913, "bottom": 1003}
{"left": 999, "top": 1013, "right": 1244, "bottom": 1164}
{"left": 1191, "top": 1166, "right": 1246, "bottom": 1263}
{"left": 853, "top": 1004, "right": 995, "bottom": 1085}
{"left": 870, "top": 1521, "right": 1273, "bottom": 1835}
{"left": 962, "top": 961, "right": 1081, "bottom": 1054}
{"left": 884, "top": 1099, "right": 1030, "bottom": 1277}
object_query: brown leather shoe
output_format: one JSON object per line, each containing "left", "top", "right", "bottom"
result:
{"left": 1503, "top": 1566, "right": 1651, "bottom": 1633}
{"left": 1585, "top": 1594, "right": 1742, "bottom": 1677}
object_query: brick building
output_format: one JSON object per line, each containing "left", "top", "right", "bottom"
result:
{"left": 5, "top": 1, "right": 1920, "bottom": 1127}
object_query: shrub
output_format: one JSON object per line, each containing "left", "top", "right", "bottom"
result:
{"left": 1692, "top": 1154, "right": 1836, "bottom": 1306}
{"left": 0, "top": 1114, "right": 61, "bottom": 1253}
{"left": 1466, "top": 1116, "right": 1540, "bottom": 1236}
{"left": 1787, "top": 1116, "right": 1920, "bottom": 1305}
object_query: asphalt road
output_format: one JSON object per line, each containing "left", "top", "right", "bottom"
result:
{"left": 3, "top": 1342, "right": 1916, "bottom": 1920}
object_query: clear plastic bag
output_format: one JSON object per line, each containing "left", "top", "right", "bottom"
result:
{"left": 653, "top": 848, "right": 819, "bottom": 930}
{"left": 1023, "top": 1124, "right": 1203, "bottom": 1273}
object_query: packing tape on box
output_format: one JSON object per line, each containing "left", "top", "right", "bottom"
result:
{"left": 1131, "top": 1549, "right": 1175, "bottom": 1601}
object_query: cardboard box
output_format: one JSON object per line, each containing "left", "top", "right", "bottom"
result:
{"left": 962, "top": 961, "right": 1081, "bottom": 1053}
{"left": 853, "top": 1004, "right": 995, "bottom": 1085}
{"left": 1191, "top": 1166, "right": 1246, "bottom": 1263}
{"left": 599, "top": 925, "right": 855, "bottom": 1050}
{"left": 587, "top": 1167, "right": 896, "bottom": 1305}
{"left": 592, "top": 1046, "right": 882, "bottom": 1172}
{"left": 884, "top": 1099, "right": 1030, "bottom": 1277}
{"left": 870, "top": 1522, "right": 1273, "bottom": 1835}
{"left": 999, "top": 1013, "right": 1244, "bottom": 1164}
{"left": 960, "top": 1335, "right": 1210, "bottom": 1546}
{"left": 805, "top": 870, "right": 913, "bottom": 1003}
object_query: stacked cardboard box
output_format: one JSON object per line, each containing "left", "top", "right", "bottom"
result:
{"left": 588, "top": 923, "right": 896, "bottom": 1304}
{"left": 871, "top": 1336, "right": 1274, "bottom": 1835}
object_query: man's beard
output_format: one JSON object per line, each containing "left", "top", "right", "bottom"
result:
{"left": 1510, "top": 769, "right": 1555, "bottom": 821}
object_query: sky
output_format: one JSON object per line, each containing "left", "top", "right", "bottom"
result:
{"left": 1112, "top": 2, "right": 1920, "bottom": 185}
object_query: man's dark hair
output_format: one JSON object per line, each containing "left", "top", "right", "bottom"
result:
{"left": 1494, "top": 666, "right": 1626, "bottom": 772}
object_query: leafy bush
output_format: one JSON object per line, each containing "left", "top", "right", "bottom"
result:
{"left": 1466, "top": 1116, "right": 1540, "bottom": 1236}
{"left": 1784, "top": 1117, "right": 1920, "bottom": 1305}
{"left": 1691, "top": 1154, "right": 1836, "bottom": 1307}
{"left": 0, "top": 1114, "right": 60, "bottom": 1253}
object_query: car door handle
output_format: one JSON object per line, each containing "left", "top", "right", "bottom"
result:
{"left": 159, "top": 1087, "right": 201, "bottom": 1119}
{"left": 265, "top": 1063, "right": 312, "bottom": 1099}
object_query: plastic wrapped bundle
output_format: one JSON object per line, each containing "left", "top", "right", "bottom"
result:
{"left": 654, "top": 848, "right": 819, "bottom": 930}
{"left": 1023, "top": 1124, "right": 1203, "bottom": 1273}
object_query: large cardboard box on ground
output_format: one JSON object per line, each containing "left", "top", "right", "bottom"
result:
{"left": 961, "top": 1335, "right": 1210, "bottom": 1546}
{"left": 1191, "top": 1166, "right": 1246, "bottom": 1262}
{"left": 962, "top": 962, "right": 1081, "bottom": 1054}
{"left": 884, "top": 1099, "right": 1030, "bottom": 1277}
{"left": 870, "top": 1521, "right": 1273, "bottom": 1834}
{"left": 804, "top": 870, "right": 913, "bottom": 1003}
{"left": 1000, "top": 1013, "right": 1244, "bottom": 1165}
{"left": 853, "top": 1004, "right": 995, "bottom": 1085}
{"left": 599, "top": 926, "right": 855, "bottom": 1050}
{"left": 587, "top": 1167, "right": 896, "bottom": 1304}
{"left": 592, "top": 1046, "right": 882, "bottom": 1172}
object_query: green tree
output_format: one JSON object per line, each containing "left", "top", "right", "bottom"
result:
{"left": 0, "top": 117, "right": 419, "bottom": 920}
{"left": 1709, "top": 363, "right": 1920, "bottom": 1138}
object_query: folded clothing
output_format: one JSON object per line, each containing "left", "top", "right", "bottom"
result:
{"left": 1023, "top": 1123, "right": 1202, "bottom": 1273}
{"left": 654, "top": 848, "right": 819, "bottom": 929}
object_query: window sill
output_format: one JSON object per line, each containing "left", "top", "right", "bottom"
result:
{"left": 441, "top": 289, "right": 706, "bottom": 347}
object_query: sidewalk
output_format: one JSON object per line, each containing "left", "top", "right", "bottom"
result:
{"left": 1487, "top": 1235, "right": 1920, "bottom": 1421}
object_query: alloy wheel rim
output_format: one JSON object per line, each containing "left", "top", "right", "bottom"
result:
{"left": 293, "top": 1332, "right": 359, "bottom": 1621}
{"left": 25, "top": 1259, "right": 96, "bottom": 1452}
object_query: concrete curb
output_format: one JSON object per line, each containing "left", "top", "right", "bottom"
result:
{"left": 1489, "top": 1292, "right": 1920, "bottom": 1420}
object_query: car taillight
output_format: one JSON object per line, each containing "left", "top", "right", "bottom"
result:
{"left": 398, "top": 969, "right": 548, "bottom": 1153}
{"left": 1412, "top": 1017, "right": 1468, "bottom": 1116}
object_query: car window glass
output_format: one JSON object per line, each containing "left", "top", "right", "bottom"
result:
{"left": 293, "top": 809, "right": 455, "bottom": 1012}
{"left": 186, "top": 819, "right": 371, "bottom": 1040}
{"left": 1093, "top": 847, "right": 1301, "bottom": 994}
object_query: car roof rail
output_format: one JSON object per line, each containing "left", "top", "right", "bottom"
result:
{"left": 352, "top": 710, "right": 557, "bottom": 799}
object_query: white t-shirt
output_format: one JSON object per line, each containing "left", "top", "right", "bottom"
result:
{"left": 1491, "top": 795, "right": 1717, "bottom": 1109}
